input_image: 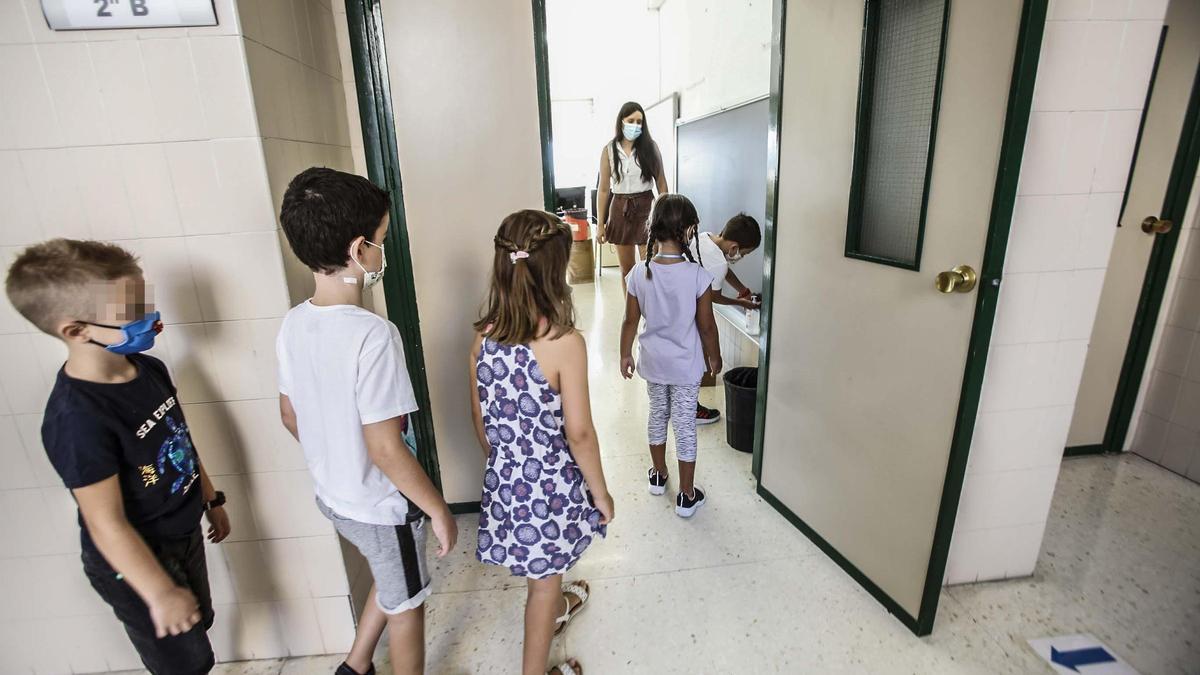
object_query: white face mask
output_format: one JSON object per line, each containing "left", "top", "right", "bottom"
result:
{"left": 351, "top": 240, "right": 387, "bottom": 290}
{"left": 726, "top": 248, "right": 743, "bottom": 263}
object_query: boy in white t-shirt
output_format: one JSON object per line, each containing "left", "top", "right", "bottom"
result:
{"left": 276, "top": 168, "right": 457, "bottom": 675}
{"left": 687, "top": 213, "right": 762, "bottom": 424}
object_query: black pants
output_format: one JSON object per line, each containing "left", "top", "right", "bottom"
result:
{"left": 82, "top": 528, "right": 215, "bottom": 675}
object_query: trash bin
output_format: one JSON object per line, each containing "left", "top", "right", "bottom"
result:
{"left": 723, "top": 367, "right": 758, "bottom": 453}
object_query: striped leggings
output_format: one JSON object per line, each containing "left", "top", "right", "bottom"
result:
{"left": 647, "top": 382, "right": 701, "bottom": 462}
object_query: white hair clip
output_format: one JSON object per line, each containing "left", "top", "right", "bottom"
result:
{"left": 510, "top": 251, "right": 530, "bottom": 264}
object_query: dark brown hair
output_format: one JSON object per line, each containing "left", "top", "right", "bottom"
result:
{"left": 611, "top": 101, "right": 662, "bottom": 185}
{"left": 644, "top": 194, "right": 701, "bottom": 279}
{"left": 280, "top": 167, "right": 391, "bottom": 273}
{"left": 474, "top": 210, "right": 575, "bottom": 344}
{"left": 5, "top": 239, "right": 142, "bottom": 335}
{"left": 722, "top": 213, "right": 762, "bottom": 250}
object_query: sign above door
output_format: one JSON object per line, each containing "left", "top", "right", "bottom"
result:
{"left": 41, "top": 0, "right": 217, "bottom": 31}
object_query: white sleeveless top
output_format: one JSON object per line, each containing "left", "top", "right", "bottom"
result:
{"left": 607, "top": 143, "right": 656, "bottom": 194}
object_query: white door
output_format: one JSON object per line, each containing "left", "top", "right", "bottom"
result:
{"left": 760, "top": 0, "right": 1033, "bottom": 633}
{"left": 1068, "top": 0, "right": 1200, "bottom": 453}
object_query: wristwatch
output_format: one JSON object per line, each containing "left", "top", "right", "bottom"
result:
{"left": 203, "top": 491, "right": 226, "bottom": 512}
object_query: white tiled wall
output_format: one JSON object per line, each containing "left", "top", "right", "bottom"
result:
{"left": 1132, "top": 170, "right": 1200, "bottom": 480}
{"left": 237, "top": 0, "right": 356, "bottom": 307}
{"left": 0, "top": 0, "right": 357, "bottom": 670}
{"left": 945, "top": 0, "right": 1168, "bottom": 585}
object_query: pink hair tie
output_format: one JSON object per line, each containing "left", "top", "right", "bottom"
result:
{"left": 510, "top": 250, "right": 530, "bottom": 264}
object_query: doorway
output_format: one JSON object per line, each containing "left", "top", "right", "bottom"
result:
{"left": 1067, "top": 0, "right": 1200, "bottom": 479}
{"left": 533, "top": 0, "right": 779, "bottom": 516}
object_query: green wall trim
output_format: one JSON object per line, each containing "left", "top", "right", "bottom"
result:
{"left": 751, "top": 0, "right": 786, "bottom": 482}
{"left": 913, "top": 0, "right": 1048, "bottom": 636}
{"left": 757, "top": 485, "right": 922, "bottom": 631}
{"left": 344, "top": 0, "right": 441, "bottom": 489}
{"left": 1064, "top": 444, "right": 1105, "bottom": 457}
{"left": 1104, "top": 60, "right": 1200, "bottom": 456}
{"left": 843, "top": 0, "right": 951, "bottom": 272}
{"left": 532, "top": 0, "right": 556, "bottom": 210}
{"left": 449, "top": 501, "right": 482, "bottom": 515}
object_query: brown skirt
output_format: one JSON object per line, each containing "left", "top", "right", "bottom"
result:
{"left": 605, "top": 191, "right": 653, "bottom": 245}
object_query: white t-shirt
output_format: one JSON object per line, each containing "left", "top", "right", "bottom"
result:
{"left": 689, "top": 232, "right": 729, "bottom": 293}
{"left": 276, "top": 301, "right": 419, "bottom": 525}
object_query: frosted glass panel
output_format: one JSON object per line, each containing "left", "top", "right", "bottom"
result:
{"left": 848, "top": 0, "right": 946, "bottom": 268}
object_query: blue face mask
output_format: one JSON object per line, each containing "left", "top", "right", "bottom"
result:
{"left": 88, "top": 311, "right": 163, "bottom": 355}
{"left": 622, "top": 122, "right": 643, "bottom": 141}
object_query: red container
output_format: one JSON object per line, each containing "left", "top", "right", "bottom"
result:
{"left": 562, "top": 209, "right": 589, "bottom": 241}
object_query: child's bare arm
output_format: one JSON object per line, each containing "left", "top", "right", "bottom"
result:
{"left": 74, "top": 477, "right": 201, "bottom": 637}
{"left": 469, "top": 333, "right": 490, "bottom": 458}
{"left": 619, "top": 292, "right": 641, "bottom": 379}
{"left": 697, "top": 289, "right": 722, "bottom": 375}
{"left": 724, "top": 269, "right": 748, "bottom": 295}
{"left": 556, "top": 332, "right": 613, "bottom": 523}
{"left": 278, "top": 394, "right": 299, "bottom": 441}
{"left": 362, "top": 418, "right": 458, "bottom": 556}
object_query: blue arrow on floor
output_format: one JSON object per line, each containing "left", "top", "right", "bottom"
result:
{"left": 1051, "top": 646, "right": 1117, "bottom": 672}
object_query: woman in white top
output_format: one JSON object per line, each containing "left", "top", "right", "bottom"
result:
{"left": 597, "top": 101, "right": 669, "bottom": 290}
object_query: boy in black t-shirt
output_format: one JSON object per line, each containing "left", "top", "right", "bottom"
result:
{"left": 4, "top": 239, "right": 231, "bottom": 675}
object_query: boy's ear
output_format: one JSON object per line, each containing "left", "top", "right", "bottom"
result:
{"left": 346, "top": 235, "right": 366, "bottom": 261}
{"left": 59, "top": 320, "right": 89, "bottom": 343}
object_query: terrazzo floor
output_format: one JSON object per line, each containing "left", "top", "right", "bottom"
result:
{"left": 117, "top": 274, "right": 1200, "bottom": 674}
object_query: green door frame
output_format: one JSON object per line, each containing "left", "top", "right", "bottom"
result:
{"left": 751, "top": 0, "right": 1049, "bottom": 636}
{"left": 343, "top": 0, "right": 441, "bottom": 489}
{"left": 1103, "top": 59, "right": 1200, "bottom": 457}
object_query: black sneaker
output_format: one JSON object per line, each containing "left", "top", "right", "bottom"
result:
{"left": 648, "top": 467, "right": 667, "bottom": 496}
{"left": 696, "top": 403, "right": 721, "bottom": 425}
{"left": 676, "top": 486, "right": 706, "bottom": 518}
{"left": 336, "top": 662, "right": 375, "bottom": 675}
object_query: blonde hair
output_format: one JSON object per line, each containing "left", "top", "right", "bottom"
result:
{"left": 474, "top": 210, "right": 575, "bottom": 345}
{"left": 5, "top": 239, "right": 142, "bottom": 335}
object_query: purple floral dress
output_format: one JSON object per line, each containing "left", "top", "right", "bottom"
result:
{"left": 475, "top": 337, "right": 606, "bottom": 578}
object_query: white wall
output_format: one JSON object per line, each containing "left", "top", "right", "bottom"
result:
{"left": 380, "top": 0, "right": 546, "bottom": 505}
{"left": 945, "top": 0, "right": 1168, "bottom": 585}
{"left": 545, "top": 0, "right": 772, "bottom": 190}
{"left": 658, "top": 0, "right": 773, "bottom": 121}
{"left": 546, "top": 0, "right": 661, "bottom": 189}
{"left": 0, "top": 0, "right": 358, "bottom": 670}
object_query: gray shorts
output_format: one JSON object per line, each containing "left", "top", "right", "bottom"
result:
{"left": 315, "top": 497, "right": 431, "bottom": 614}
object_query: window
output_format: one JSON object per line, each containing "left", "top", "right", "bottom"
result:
{"left": 846, "top": 0, "right": 949, "bottom": 270}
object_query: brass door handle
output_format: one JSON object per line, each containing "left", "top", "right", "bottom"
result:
{"left": 1141, "top": 216, "right": 1173, "bottom": 234}
{"left": 935, "top": 265, "right": 978, "bottom": 294}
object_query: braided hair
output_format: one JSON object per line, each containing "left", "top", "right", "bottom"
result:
{"left": 474, "top": 210, "right": 575, "bottom": 345}
{"left": 644, "top": 194, "right": 701, "bottom": 280}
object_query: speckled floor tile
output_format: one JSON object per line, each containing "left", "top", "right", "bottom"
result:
{"left": 949, "top": 454, "right": 1200, "bottom": 675}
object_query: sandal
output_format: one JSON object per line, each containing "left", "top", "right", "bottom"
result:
{"left": 549, "top": 659, "right": 581, "bottom": 675}
{"left": 553, "top": 580, "right": 590, "bottom": 636}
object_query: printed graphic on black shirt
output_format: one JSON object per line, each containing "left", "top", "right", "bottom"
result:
{"left": 135, "top": 394, "right": 199, "bottom": 495}
{"left": 43, "top": 355, "right": 204, "bottom": 548}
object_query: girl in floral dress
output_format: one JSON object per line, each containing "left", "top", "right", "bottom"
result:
{"left": 469, "top": 210, "right": 614, "bottom": 675}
